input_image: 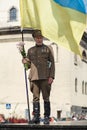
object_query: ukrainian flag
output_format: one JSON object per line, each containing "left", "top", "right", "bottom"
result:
{"left": 20, "top": 0, "right": 87, "bottom": 56}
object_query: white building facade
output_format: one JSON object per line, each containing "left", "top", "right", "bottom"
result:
{"left": 0, "top": 0, "right": 87, "bottom": 119}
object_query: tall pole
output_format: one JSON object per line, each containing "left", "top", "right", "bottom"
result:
{"left": 21, "top": 30, "right": 31, "bottom": 122}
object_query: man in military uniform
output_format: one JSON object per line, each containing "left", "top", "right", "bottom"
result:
{"left": 22, "top": 29, "right": 55, "bottom": 124}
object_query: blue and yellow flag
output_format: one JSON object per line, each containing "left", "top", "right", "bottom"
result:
{"left": 20, "top": 0, "right": 87, "bottom": 56}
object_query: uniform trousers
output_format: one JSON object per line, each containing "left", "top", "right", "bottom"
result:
{"left": 30, "top": 79, "right": 51, "bottom": 102}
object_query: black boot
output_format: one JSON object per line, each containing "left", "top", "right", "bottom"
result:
{"left": 44, "top": 101, "right": 50, "bottom": 124}
{"left": 31, "top": 102, "right": 40, "bottom": 124}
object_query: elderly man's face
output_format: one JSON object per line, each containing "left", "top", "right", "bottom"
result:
{"left": 34, "top": 36, "right": 43, "bottom": 45}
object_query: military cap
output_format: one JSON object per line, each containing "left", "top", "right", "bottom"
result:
{"left": 32, "top": 29, "right": 43, "bottom": 38}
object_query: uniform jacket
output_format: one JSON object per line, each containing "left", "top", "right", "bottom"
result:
{"left": 27, "top": 44, "right": 55, "bottom": 81}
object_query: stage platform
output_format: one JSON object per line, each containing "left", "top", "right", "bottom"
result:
{"left": 0, "top": 121, "right": 87, "bottom": 130}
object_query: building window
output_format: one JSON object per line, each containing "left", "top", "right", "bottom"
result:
{"left": 9, "top": 7, "right": 17, "bottom": 21}
{"left": 74, "top": 54, "right": 78, "bottom": 65}
{"left": 50, "top": 42, "right": 58, "bottom": 62}
{"left": 82, "top": 50, "right": 86, "bottom": 57}
{"left": 85, "top": 82, "right": 87, "bottom": 95}
{"left": 82, "top": 81, "right": 84, "bottom": 94}
{"left": 80, "top": 32, "right": 87, "bottom": 49}
{"left": 82, "top": 50, "right": 87, "bottom": 63}
{"left": 75, "top": 78, "right": 77, "bottom": 92}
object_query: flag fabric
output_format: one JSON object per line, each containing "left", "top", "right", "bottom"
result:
{"left": 20, "top": 0, "right": 87, "bottom": 56}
